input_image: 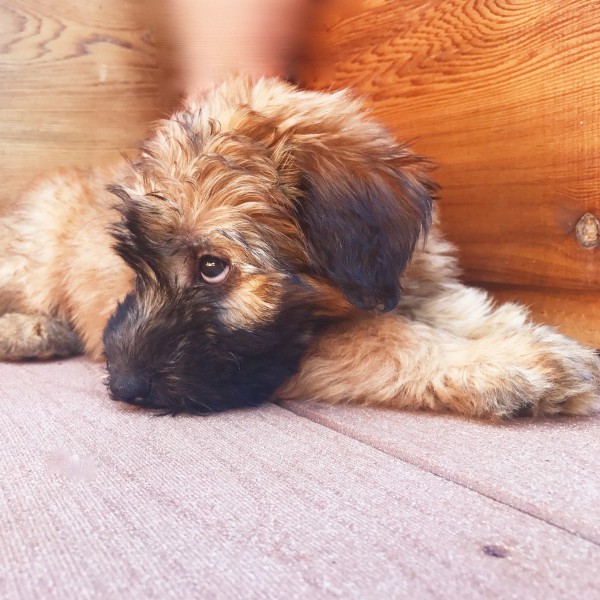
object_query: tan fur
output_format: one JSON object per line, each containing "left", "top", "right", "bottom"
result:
{"left": 0, "top": 166, "right": 134, "bottom": 359}
{"left": 1, "top": 77, "right": 599, "bottom": 418}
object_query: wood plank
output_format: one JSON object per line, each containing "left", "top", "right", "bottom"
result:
{"left": 282, "top": 399, "right": 600, "bottom": 546}
{"left": 299, "top": 0, "right": 600, "bottom": 291}
{"left": 0, "top": 0, "right": 171, "bottom": 209}
{"left": 1, "top": 358, "right": 600, "bottom": 598}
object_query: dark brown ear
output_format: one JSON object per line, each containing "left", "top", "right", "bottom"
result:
{"left": 227, "top": 101, "right": 433, "bottom": 311}
{"left": 293, "top": 142, "right": 436, "bottom": 312}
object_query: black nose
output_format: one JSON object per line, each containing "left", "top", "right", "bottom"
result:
{"left": 109, "top": 372, "right": 152, "bottom": 403}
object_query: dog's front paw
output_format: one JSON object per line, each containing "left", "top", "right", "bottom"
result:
{"left": 522, "top": 328, "right": 600, "bottom": 417}
{"left": 0, "top": 313, "right": 83, "bottom": 361}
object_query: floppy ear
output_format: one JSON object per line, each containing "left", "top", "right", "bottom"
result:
{"left": 293, "top": 140, "right": 436, "bottom": 312}
{"left": 226, "top": 96, "right": 434, "bottom": 310}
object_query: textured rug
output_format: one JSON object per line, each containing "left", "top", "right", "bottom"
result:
{"left": 1, "top": 358, "right": 599, "bottom": 598}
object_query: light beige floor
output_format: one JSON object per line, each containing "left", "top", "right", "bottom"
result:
{"left": 1, "top": 359, "right": 599, "bottom": 598}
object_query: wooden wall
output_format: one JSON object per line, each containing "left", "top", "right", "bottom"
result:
{"left": 299, "top": 0, "right": 600, "bottom": 346}
{"left": 0, "top": 0, "right": 171, "bottom": 208}
{"left": 1, "top": 0, "right": 598, "bottom": 345}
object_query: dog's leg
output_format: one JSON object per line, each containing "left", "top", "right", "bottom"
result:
{"left": 0, "top": 313, "right": 82, "bottom": 360}
{"left": 0, "top": 217, "right": 25, "bottom": 315}
{"left": 280, "top": 306, "right": 600, "bottom": 419}
{"left": 1, "top": 170, "right": 132, "bottom": 362}
{"left": 400, "top": 282, "right": 538, "bottom": 340}
{"left": 0, "top": 220, "right": 82, "bottom": 360}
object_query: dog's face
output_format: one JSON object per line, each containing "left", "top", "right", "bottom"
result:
{"left": 103, "top": 78, "right": 435, "bottom": 413}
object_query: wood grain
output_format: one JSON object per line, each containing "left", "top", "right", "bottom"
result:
{"left": 1, "top": 0, "right": 598, "bottom": 344}
{"left": 0, "top": 0, "right": 173, "bottom": 209}
{"left": 299, "top": 0, "right": 600, "bottom": 292}
{"left": 283, "top": 398, "right": 600, "bottom": 544}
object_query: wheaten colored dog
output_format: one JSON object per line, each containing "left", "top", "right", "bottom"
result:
{"left": 1, "top": 77, "right": 598, "bottom": 417}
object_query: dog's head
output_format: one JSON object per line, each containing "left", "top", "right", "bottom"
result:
{"left": 103, "top": 77, "right": 435, "bottom": 413}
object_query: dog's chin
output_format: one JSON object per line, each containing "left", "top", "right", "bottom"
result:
{"left": 104, "top": 344, "right": 301, "bottom": 415}
{"left": 106, "top": 375, "right": 267, "bottom": 415}
{"left": 102, "top": 286, "right": 325, "bottom": 415}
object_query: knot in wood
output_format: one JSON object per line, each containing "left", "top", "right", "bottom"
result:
{"left": 575, "top": 213, "right": 600, "bottom": 249}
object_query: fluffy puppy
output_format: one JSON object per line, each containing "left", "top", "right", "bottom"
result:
{"left": 0, "top": 77, "right": 598, "bottom": 418}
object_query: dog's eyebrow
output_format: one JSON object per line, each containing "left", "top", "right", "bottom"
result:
{"left": 217, "top": 228, "right": 251, "bottom": 250}
{"left": 215, "top": 228, "right": 284, "bottom": 269}
{"left": 145, "top": 191, "right": 170, "bottom": 202}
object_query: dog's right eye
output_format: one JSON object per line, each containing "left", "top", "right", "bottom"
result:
{"left": 198, "top": 255, "right": 230, "bottom": 284}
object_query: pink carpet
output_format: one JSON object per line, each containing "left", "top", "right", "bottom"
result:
{"left": 1, "top": 358, "right": 599, "bottom": 598}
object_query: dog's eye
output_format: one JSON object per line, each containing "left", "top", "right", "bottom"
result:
{"left": 198, "top": 255, "right": 230, "bottom": 284}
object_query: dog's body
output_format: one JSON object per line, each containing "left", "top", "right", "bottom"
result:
{"left": 1, "top": 77, "right": 598, "bottom": 418}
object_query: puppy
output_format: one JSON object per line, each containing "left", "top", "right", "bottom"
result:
{"left": 1, "top": 77, "right": 598, "bottom": 418}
